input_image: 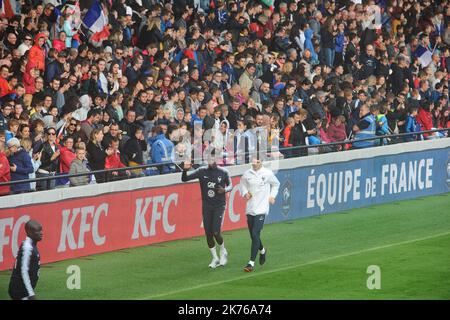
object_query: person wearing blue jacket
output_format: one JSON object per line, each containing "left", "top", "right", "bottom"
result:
{"left": 7, "top": 138, "right": 34, "bottom": 194}
{"left": 405, "top": 106, "right": 422, "bottom": 142}
{"left": 44, "top": 50, "right": 67, "bottom": 84}
{"left": 334, "top": 23, "right": 346, "bottom": 66}
{"left": 304, "top": 28, "right": 318, "bottom": 65}
{"left": 146, "top": 125, "right": 176, "bottom": 175}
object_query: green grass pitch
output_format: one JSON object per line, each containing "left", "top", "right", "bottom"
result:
{"left": 1, "top": 193, "right": 449, "bottom": 300}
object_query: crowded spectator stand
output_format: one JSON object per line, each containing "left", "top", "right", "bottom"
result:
{"left": 0, "top": 0, "right": 449, "bottom": 195}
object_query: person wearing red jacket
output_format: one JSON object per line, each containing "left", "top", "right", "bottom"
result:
{"left": 0, "top": 140, "right": 11, "bottom": 196}
{"left": 327, "top": 115, "right": 347, "bottom": 143}
{"left": 0, "top": 65, "right": 11, "bottom": 98}
{"left": 249, "top": 14, "right": 268, "bottom": 39}
{"left": 23, "top": 66, "right": 40, "bottom": 95}
{"left": 105, "top": 138, "right": 129, "bottom": 181}
{"left": 59, "top": 137, "right": 76, "bottom": 174}
{"left": 281, "top": 117, "right": 295, "bottom": 158}
{"left": 26, "top": 33, "right": 46, "bottom": 73}
{"left": 416, "top": 102, "right": 439, "bottom": 139}
{"left": 52, "top": 31, "right": 67, "bottom": 53}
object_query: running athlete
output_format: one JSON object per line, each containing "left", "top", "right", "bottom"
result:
{"left": 181, "top": 156, "right": 232, "bottom": 268}
{"left": 240, "top": 159, "right": 280, "bottom": 272}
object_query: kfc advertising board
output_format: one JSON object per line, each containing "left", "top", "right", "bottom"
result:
{"left": 0, "top": 177, "right": 247, "bottom": 271}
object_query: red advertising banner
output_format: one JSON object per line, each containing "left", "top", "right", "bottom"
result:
{"left": 0, "top": 177, "right": 247, "bottom": 271}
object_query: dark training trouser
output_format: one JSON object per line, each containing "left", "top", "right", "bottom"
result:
{"left": 247, "top": 214, "right": 266, "bottom": 261}
{"left": 9, "top": 283, "right": 30, "bottom": 300}
{"left": 202, "top": 204, "right": 225, "bottom": 236}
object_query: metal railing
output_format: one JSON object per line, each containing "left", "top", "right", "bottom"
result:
{"left": 0, "top": 128, "right": 448, "bottom": 192}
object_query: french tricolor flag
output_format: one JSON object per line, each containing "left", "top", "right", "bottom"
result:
{"left": 415, "top": 45, "right": 433, "bottom": 68}
{"left": 0, "top": 0, "right": 16, "bottom": 19}
{"left": 82, "top": 0, "right": 110, "bottom": 43}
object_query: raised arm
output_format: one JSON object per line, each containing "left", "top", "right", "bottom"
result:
{"left": 181, "top": 162, "right": 202, "bottom": 182}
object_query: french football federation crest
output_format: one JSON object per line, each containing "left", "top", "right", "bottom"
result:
{"left": 281, "top": 179, "right": 292, "bottom": 217}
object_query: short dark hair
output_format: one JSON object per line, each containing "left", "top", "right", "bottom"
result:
{"left": 408, "top": 106, "right": 419, "bottom": 113}
{"left": 312, "top": 75, "right": 323, "bottom": 84}
{"left": 87, "top": 108, "right": 101, "bottom": 119}
{"left": 168, "top": 90, "right": 178, "bottom": 99}
{"left": 419, "top": 33, "right": 429, "bottom": 41}
{"left": 126, "top": 108, "right": 136, "bottom": 116}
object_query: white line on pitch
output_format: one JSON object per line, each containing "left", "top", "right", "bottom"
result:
{"left": 141, "top": 231, "right": 450, "bottom": 300}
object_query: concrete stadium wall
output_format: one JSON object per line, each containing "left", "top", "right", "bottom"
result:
{"left": 0, "top": 139, "right": 449, "bottom": 270}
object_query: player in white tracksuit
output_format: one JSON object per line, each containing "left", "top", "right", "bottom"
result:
{"left": 240, "top": 159, "right": 280, "bottom": 272}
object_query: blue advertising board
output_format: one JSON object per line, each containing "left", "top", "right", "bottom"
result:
{"left": 267, "top": 147, "right": 450, "bottom": 223}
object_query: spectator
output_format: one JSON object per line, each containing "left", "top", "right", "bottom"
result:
{"left": 80, "top": 108, "right": 101, "bottom": 143}
{"left": 289, "top": 108, "right": 309, "bottom": 157}
{"left": 0, "top": 65, "right": 11, "bottom": 98}
{"left": 321, "top": 18, "right": 337, "bottom": 68}
{"left": 147, "top": 125, "right": 175, "bottom": 175}
{"left": 45, "top": 50, "right": 68, "bottom": 84}
{"left": 390, "top": 55, "right": 409, "bottom": 95}
{"left": 405, "top": 106, "right": 422, "bottom": 142}
{"left": 357, "top": 44, "right": 378, "bottom": 80}
{"left": 0, "top": 103, "right": 13, "bottom": 131}
{"left": 86, "top": 128, "right": 112, "bottom": 184}
{"left": 44, "top": 78, "right": 60, "bottom": 105}
{"left": 281, "top": 116, "right": 295, "bottom": 158}
{"left": 17, "top": 124, "right": 31, "bottom": 140}
{"left": 36, "top": 127, "right": 60, "bottom": 191}
{"left": 102, "top": 122, "right": 124, "bottom": 149}
{"left": 439, "top": 108, "right": 450, "bottom": 132}
{"left": 52, "top": 31, "right": 67, "bottom": 52}
{"left": 327, "top": 115, "right": 347, "bottom": 143}
{"left": 373, "top": 104, "right": 390, "bottom": 145}
{"left": 239, "top": 63, "right": 256, "bottom": 98}
{"left": 7, "top": 138, "right": 34, "bottom": 194}
{"left": 5, "top": 118, "right": 19, "bottom": 142}
{"left": 105, "top": 137, "right": 129, "bottom": 181}
{"left": 387, "top": 93, "right": 408, "bottom": 134}
{"left": 119, "top": 109, "right": 140, "bottom": 141}
{"left": 107, "top": 92, "right": 124, "bottom": 123}
{"left": 20, "top": 137, "right": 41, "bottom": 191}
{"left": 417, "top": 101, "right": 440, "bottom": 139}
{"left": 69, "top": 147, "right": 90, "bottom": 187}
{"left": 0, "top": 140, "right": 11, "bottom": 195}
{"left": 307, "top": 91, "right": 326, "bottom": 119}
{"left": 123, "top": 127, "right": 147, "bottom": 175}
{"left": 42, "top": 105, "right": 58, "bottom": 129}
{"left": 352, "top": 104, "right": 377, "bottom": 149}
{"left": 58, "top": 136, "right": 76, "bottom": 185}
{"left": 26, "top": 33, "right": 46, "bottom": 72}
{"left": 235, "top": 119, "right": 256, "bottom": 164}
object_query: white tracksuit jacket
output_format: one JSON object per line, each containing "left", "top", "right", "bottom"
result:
{"left": 239, "top": 166, "right": 280, "bottom": 216}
